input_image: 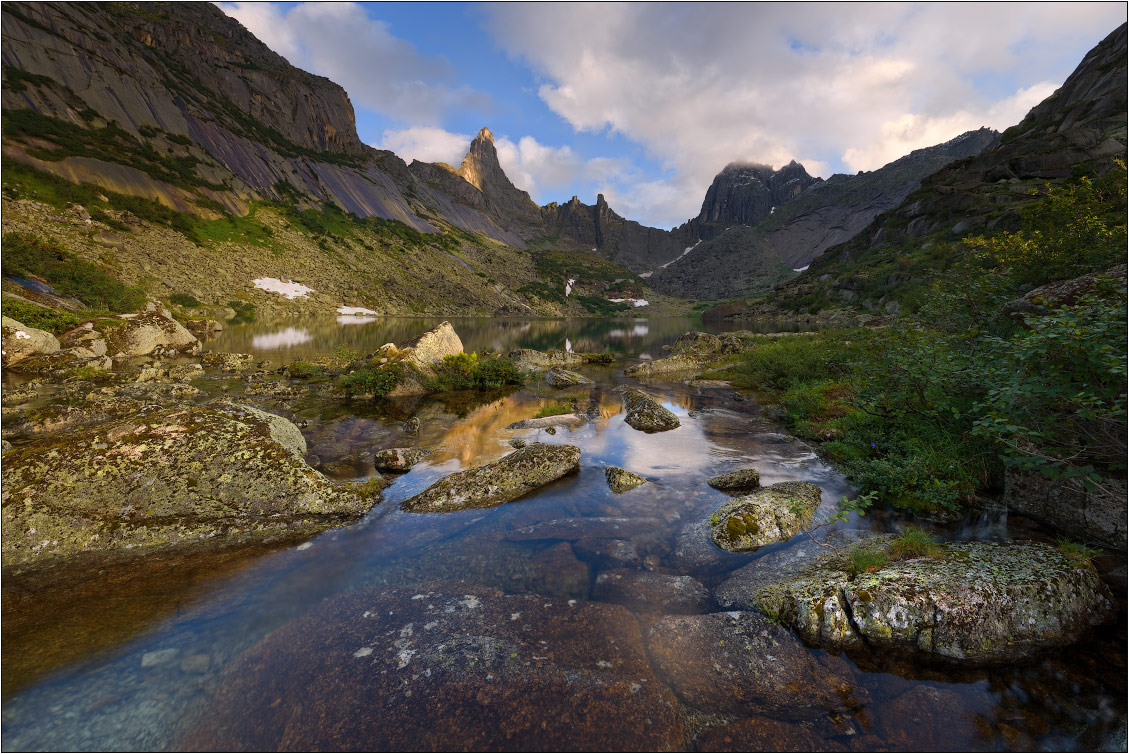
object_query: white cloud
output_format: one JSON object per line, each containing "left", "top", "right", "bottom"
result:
{"left": 377, "top": 126, "right": 473, "bottom": 167}
{"left": 217, "top": 2, "right": 490, "bottom": 124}
{"left": 483, "top": 3, "right": 1125, "bottom": 226}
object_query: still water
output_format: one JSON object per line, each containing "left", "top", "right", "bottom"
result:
{"left": 1, "top": 317, "right": 1124, "bottom": 751}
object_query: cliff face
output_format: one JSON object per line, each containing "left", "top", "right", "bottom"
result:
{"left": 539, "top": 194, "right": 688, "bottom": 270}
{"left": 695, "top": 160, "right": 819, "bottom": 230}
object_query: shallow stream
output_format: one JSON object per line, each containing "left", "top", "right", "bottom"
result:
{"left": 2, "top": 317, "right": 1124, "bottom": 751}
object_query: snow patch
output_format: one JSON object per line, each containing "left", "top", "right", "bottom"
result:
{"left": 14, "top": 330, "right": 30, "bottom": 340}
{"left": 565, "top": 337, "right": 573, "bottom": 353}
{"left": 565, "top": 278, "right": 576, "bottom": 297}
{"left": 337, "top": 306, "right": 377, "bottom": 316}
{"left": 639, "top": 271, "right": 653, "bottom": 279}
{"left": 609, "top": 298, "right": 649, "bottom": 307}
{"left": 659, "top": 240, "right": 701, "bottom": 269}
{"left": 253, "top": 277, "right": 314, "bottom": 299}
{"left": 793, "top": 265, "right": 810, "bottom": 273}
{"left": 252, "top": 327, "right": 312, "bottom": 350}
{"left": 337, "top": 316, "right": 377, "bottom": 325}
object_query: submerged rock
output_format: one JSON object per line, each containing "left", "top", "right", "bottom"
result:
{"left": 1, "top": 317, "right": 60, "bottom": 367}
{"left": 707, "top": 467, "right": 761, "bottom": 491}
{"left": 757, "top": 540, "right": 1113, "bottom": 664}
{"left": 105, "top": 311, "right": 199, "bottom": 357}
{"left": 605, "top": 466, "right": 647, "bottom": 493}
{"left": 694, "top": 716, "right": 845, "bottom": 753}
{"left": 646, "top": 611, "right": 862, "bottom": 718}
{"left": 506, "top": 413, "right": 588, "bottom": 430}
{"left": 572, "top": 537, "right": 643, "bottom": 569}
{"left": 622, "top": 388, "right": 680, "bottom": 432}
{"left": 592, "top": 569, "right": 710, "bottom": 615}
{"left": 507, "top": 348, "right": 583, "bottom": 372}
{"left": 507, "top": 516, "right": 663, "bottom": 542}
{"left": 709, "top": 481, "right": 822, "bottom": 552}
{"left": 401, "top": 443, "right": 580, "bottom": 513}
{"left": 1, "top": 401, "right": 368, "bottom": 566}
{"left": 373, "top": 447, "right": 432, "bottom": 472}
{"left": 544, "top": 367, "right": 593, "bottom": 388}
{"left": 182, "top": 585, "right": 685, "bottom": 751}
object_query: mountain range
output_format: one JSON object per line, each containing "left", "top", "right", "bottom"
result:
{"left": 1, "top": 2, "right": 1124, "bottom": 316}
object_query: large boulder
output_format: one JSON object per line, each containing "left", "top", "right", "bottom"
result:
{"left": 709, "top": 481, "right": 822, "bottom": 552}
{"left": 624, "top": 353, "right": 702, "bottom": 378}
{"left": 181, "top": 586, "right": 686, "bottom": 751}
{"left": 1, "top": 317, "right": 60, "bottom": 367}
{"left": 401, "top": 443, "right": 581, "bottom": 513}
{"left": 671, "top": 331, "right": 724, "bottom": 358}
{"left": 757, "top": 539, "right": 1113, "bottom": 664}
{"left": 401, "top": 320, "right": 463, "bottom": 371}
{"left": 622, "top": 388, "right": 680, "bottom": 432}
{"left": 105, "top": 311, "right": 199, "bottom": 357}
{"left": 1, "top": 401, "right": 368, "bottom": 566}
{"left": 544, "top": 367, "right": 593, "bottom": 388}
{"left": 508, "top": 348, "right": 582, "bottom": 372}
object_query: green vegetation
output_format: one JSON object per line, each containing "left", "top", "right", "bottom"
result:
{"left": 59, "top": 366, "right": 114, "bottom": 382}
{"left": 426, "top": 352, "right": 525, "bottom": 392}
{"left": 888, "top": 526, "right": 944, "bottom": 560}
{"left": 1, "top": 233, "right": 146, "bottom": 312}
{"left": 580, "top": 351, "right": 615, "bottom": 364}
{"left": 534, "top": 401, "right": 574, "bottom": 419}
{"left": 1057, "top": 538, "right": 1102, "bottom": 569}
{"left": 2, "top": 66, "right": 56, "bottom": 93}
{"left": 576, "top": 295, "right": 631, "bottom": 316}
{"left": 517, "top": 281, "right": 565, "bottom": 305}
{"left": 735, "top": 165, "right": 1127, "bottom": 514}
{"left": 338, "top": 363, "right": 404, "bottom": 399}
{"left": 226, "top": 300, "right": 255, "bottom": 325}
{"left": 169, "top": 293, "right": 201, "bottom": 308}
{"left": 285, "top": 362, "right": 326, "bottom": 379}
{"left": 0, "top": 298, "right": 82, "bottom": 334}
{"left": 848, "top": 547, "right": 889, "bottom": 576}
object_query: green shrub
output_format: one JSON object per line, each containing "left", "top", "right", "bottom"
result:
{"left": 888, "top": 526, "right": 944, "bottom": 560}
{"left": 427, "top": 352, "right": 524, "bottom": 391}
{"left": 1, "top": 233, "right": 145, "bottom": 312}
{"left": 338, "top": 363, "right": 404, "bottom": 398}
{"left": 732, "top": 333, "right": 856, "bottom": 391}
{"left": 226, "top": 300, "right": 255, "bottom": 325}
{"left": 848, "top": 547, "right": 889, "bottom": 576}
{"left": 534, "top": 402, "right": 573, "bottom": 418}
{"left": 169, "top": 293, "right": 201, "bottom": 308}
{"left": 0, "top": 298, "right": 82, "bottom": 334}
{"left": 581, "top": 351, "right": 615, "bottom": 364}
{"left": 576, "top": 295, "right": 631, "bottom": 316}
{"left": 285, "top": 361, "right": 326, "bottom": 379}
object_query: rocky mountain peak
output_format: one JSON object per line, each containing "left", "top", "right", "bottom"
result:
{"left": 696, "top": 160, "right": 818, "bottom": 227}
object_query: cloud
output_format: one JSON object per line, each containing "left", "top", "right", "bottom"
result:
{"left": 482, "top": 2, "right": 1125, "bottom": 226}
{"left": 217, "top": 2, "right": 491, "bottom": 124}
{"left": 377, "top": 126, "right": 473, "bottom": 166}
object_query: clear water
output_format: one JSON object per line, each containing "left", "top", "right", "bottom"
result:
{"left": 2, "top": 317, "right": 1124, "bottom": 751}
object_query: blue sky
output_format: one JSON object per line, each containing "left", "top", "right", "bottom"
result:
{"left": 218, "top": 2, "right": 1126, "bottom": 229}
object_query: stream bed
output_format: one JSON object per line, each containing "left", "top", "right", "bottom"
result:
{"left": 2, "top": 317, "right": 1125, "bottom": 751}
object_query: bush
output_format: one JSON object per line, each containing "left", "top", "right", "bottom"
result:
{"left": 427, "top": 352, "right": 525, "bottom": 391}
{"left": 338, "top": 363, "right": 403, "bottom": 398}
{"left": 169, "top": 293, "right": 201, "bottom": 308}
{"left": 0, "top": 298, "right": 82, "bottom": 334}
{"left": 285, "top": 361, "right": 326, "bottom": 379}
{"left": 732, "top": 333, "right": 857, "bottom": 391}
{"left": 1, "top": 233, "right": 146, "bottom": 312}
{"left": 534, "top": 402, "right": 573, "bottom": 418}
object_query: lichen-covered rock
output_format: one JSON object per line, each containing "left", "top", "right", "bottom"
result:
{"left": 201, "top": 352, "right": 257, "bottom": 371}
{"left": 1004, "top": 467, "right": 1128, "bottom": 549}
{"left": 624, "top": 353, "right": 702, "bottom": 378}
{"left": 105, "top": 311, "right": 199, "bottom": 357}
{"left": 507, "top": 348, "right": 582, "bottom": 372}
{"left": 671, "top": 331, "right": 723, "bottom": 358}
{"left": 373, "top": 446, "right": 432, "bottom": 472}
{"left": 58, "top": 327, "right": 107, "bottom": 360}
{"left": 1, "top": 317, "right": 60, "bottom": 367}
{"left": 709, "top": 481, "right": 822, "bottom": 552}
{"left": 135, "top": 363, "right": 204, "bottom": 383}
{"left": 646, "top": 611, "right": 863, "bottom": 718}
{"left": 401, "top": 320, "right": 463, "bottom": 371}
{"left": 183, "top": 318, "right": 223, "bottom": 337}
{"left": 1, "top": 401, "right": 366, "bottom": 566}
{"left": 544, "top": 367, "right": 592, "bottom": 388}
{"left": 592, "top": 569, "right": 710, "bottom": 615}
{"left": 506, "top": 413, "right": 587, "bottom": 430}
{"left": 622, "top": 388, "right": 680, "bottom": 432}
{"left": 182, "top": 585, "right": 685, "bottom": 751}
{"left": 401, "top": 443, "right": 580, "bottom": 513}
{"left": 605, "top": 466, "right": 647, "bottom": 493}
{"left": 757, "top": 540, "right": 1114, "bottom": 664}
{"left": 708, "top": 467, "right": 761, "bottom": 491}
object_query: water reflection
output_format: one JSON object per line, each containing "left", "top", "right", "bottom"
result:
{"left": 250, "top": 326, "right": 312, "bottom": 350}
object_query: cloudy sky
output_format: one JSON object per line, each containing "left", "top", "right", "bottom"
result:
{"left": 217, "top": 2, "right": 1124, "bottom": 228}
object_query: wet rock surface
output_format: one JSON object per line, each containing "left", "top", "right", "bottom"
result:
{"left": 622, "top": 388, "right": 680, "bottom": 432}
{"left": 707, "top": 467, "right": 761, "bottom": 491}
{"left": 373, "top": 446, "right": 432, "bottom": 472}
{"left": 572, "top": 537, "right": 643, "bottom": 569}
{"left": 758, "top": 540, "right": 1114, "bottom": 664}
{"left": 507, "top": 348, "right": 583, "bottom": 372}
{"left": 544, "top": 367, "right": 593, "bottom": 388}
{"left": 605, "top": 466, "right": 647, "bottom": 493}
{"left": 646, "top": 611, "right": 863, "bottom": 718}
{"left": 182, "top": 585, "right": 686, "bottom": 751}
{"left": 506, "top": 413, "right": 588, "bottom": 430}
{"left": 507, "top": 516, "right": 663, "bottom": 542}
{"left": 592, "top": 569, "right": 710, "bottom": 615}
{"left": 709, "top": 481, "right": 823, "bottom": 551}
{"left": 401, "top": 443, "right": 581, "bottom": 513}
{"left": 693, "top": 715, "right": 848, "bottom": 752}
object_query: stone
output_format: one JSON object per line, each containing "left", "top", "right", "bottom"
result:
{"left": 1003, "top": 264, "right": 1126, "bottom": 321}
{"left": 1, "top": 401, "right": 366, "bottom": 566}
{"left": 183, "top": 318, "right": 223, "bottom": 337}
{"left": 592, "top": 569, "right": 709, "bottom": 615}
{"left": 671, "top": 519, "right": 730, "bottom": 573}
{"left": 624, "top": 353, "right": 702, "bottom": 378}
{"left": 571, "top": 537, "right": 642, "bottom": 569}
{"left": 695, "top": 716, "right": 847, "bottom": 752}
{"left": 544, "top": 367, "right": 593, "bottom": 388}
{"left": 401, "top": 321, "right": 463, "bottom": 371}
{"left": 670, "top": 331, "right": 723, "bottom": 358}
{"left": 605, "top": 466, "right": 647, "bottom": 493}
{"left": 621, "top": 388, "right": 680, "bottom": 432}
{"left": 182, "top": 586, "right": 685, "bottom": 751}
{"left": 709, "top": 481, "right": 822, "bottom": 551}
{"left": 874, "top": 686, "right": 989, "bottom": 752}
{"left": 505, "top": 414, "right": 588, "bottom": 430}
{"left": 373, "top": 447, "right": 432, "bottom": 472}
{"left": 757, "top": 540, "right": 1114, "bottom": 664}
{"left": 400, "top": 443, "right": 580, "bottom": 513}
{"left": 105, "top": 311, "right": 199, "bottom": 357}
{"left": 1004, "top": 467, "right": 1127, "bottom": 549}
{"left": 58, "top": 327, "right": 108, "bottom": 359}
{"left": 507, "top": 517, "right": 663, "bottom": 542}
{"left": 646, "top": 611, "right": 862, "bottom": 718}
{"left": 707, "top": 467, "right": 761, "bottom": 491}
{"left": 201, "top": 352, "right": 257, "bottom": 371}
{"left": 507, "top": 348, "right": 583, "bottom": 372}
{"left": 1, "top": 317, "right": 60, "bottom": 367}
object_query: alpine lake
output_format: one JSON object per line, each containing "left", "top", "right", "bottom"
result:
{"left": 2, "top": 316, "right": 1125, "bottom": 752}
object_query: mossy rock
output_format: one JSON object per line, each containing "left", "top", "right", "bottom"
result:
{"left": 605, "top": 466, "right": 647, "bottom": 493}
{"left": 707, "top": 467, "right": 761, "bottom": 491}
{"left": 708, "top": 481, "right": 821, "bottom": 552}
{"left": 621, "top": 388, "right": 680, "bottom": 432}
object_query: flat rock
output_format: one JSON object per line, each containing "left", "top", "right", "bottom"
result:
{"left": 508, "top": 348, "right": 582, "bottom": 372}
{"left": 507, "top": 516, "right": 663, "bottom": 542}
{"left": 1, "top": 317, "right": 60, "bottom": 367}
{"left": 605, "top": 466, "right": 647, "bottom": 493}
{"left": 707, "top": 467, "right": 761, "bottom": 491}
{"left": 647, "top": 611, "right": 863, "bottom": 718}
{"left": 401, "top": 443, "right": 580, "bottom": 513}
{"left": 105, "top": 311, "right": 199, "bottom": 357}
{"left": 758, "top": 540, "right": 1114, "bottom": 664}
{"left": 373, "top": 447, "right": 432, "bottom": 472}
{"left": 592, "top": 569, "right": 709, "bottom": 615}
{"left": 695, "top": 716, "right": 847, "bottom": 752}
{"left": 622, "top": 388, "right": 680, "bottom": 432}
{"left": 544, "top": 367, "right": 592, "bottom": 388}
{"left": 624, "top": 353, "right": 701, "bottom": 378}
{"left": 709, "top": 481, "right": 822, "bottom": 551}
{"left": 181, "top": 585, "right": 685, "bottom": 751}
{"left": 571, "top": 537, "right": 642, "bottom": 569}
{"left": 506, "top": 413, "right": 587, "bottom": 430}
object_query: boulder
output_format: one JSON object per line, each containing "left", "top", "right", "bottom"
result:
{"left": 183, "top": 318, "right": 223, "bottom": 337}
{"left": 401, "top": 443, "right": 580, "bottom": 513}
{"left": 622, "top": 388, "right": 680, "bottom": 432}
{"left": 624, "top": 353, "right": 702, "bottom": 378}
{"left": 670, "top": 331, "right": 723, "bottom": 358}
{"left": 709, "top": 481, "right": 822, "bottom": 552}
{"left": 1004, "top": 467, "right": 1127, "bottom": 549}
{"left": 646, "top": 611, "right": 862, "bottom": 718}
{"left": 181, "top": 586, "right": 685, "bottom": 751}
{"left": 58, "top": 326, "right": 107, "bottom": 360}
{"left": 708, "top": 467, "right": 761, "bottom": 491}
{"left": 1, "top": 317, "right": 60, "bottom": 367}
{"left": 1003, "top": 263, "right": 1127, "bottom": 320}
{"left": 201, "top": 352, "right": 257, "bottom": 371}
{"left": 757, "top": 540, "right": 1114, "bottom": 664}
{"left": 507, "top": 348, "right": 582, "bottom": 372}
{"left": 544, "top": 367, "right": 593, "bottom": 388}
{"left": 135, "top": 363, "right": 204, "bottom": 383}
{"left": 592, "top": 569, "right": 710, "bottom": 615}
{"left": 506, "top": 413, "right": 588, "bottom": 430}
{"left": 373, "top": 447, "right": 432, "bottom": 472}
{"left": 1, "top": 401, "right": 367, "bottom": 566}
{"left": 105, "top": 311, "right": 199, "bottom": 357}
{"left": 401, "top": 320, "right": 463, "bottom": 371}
{"left": 605, "top": 466, "right": 647, "bottom": 493}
